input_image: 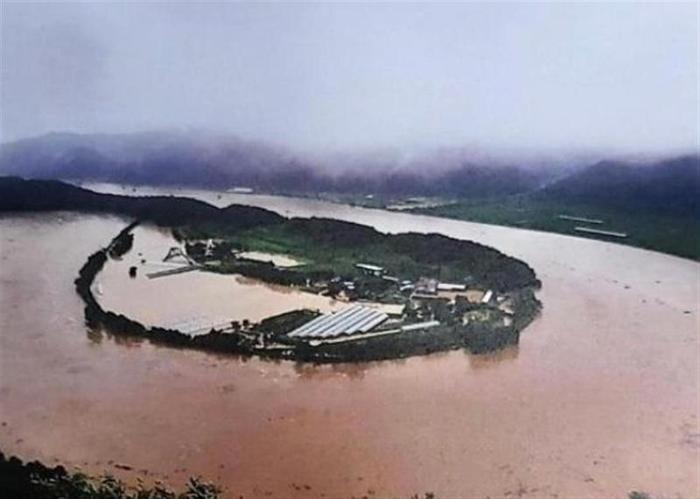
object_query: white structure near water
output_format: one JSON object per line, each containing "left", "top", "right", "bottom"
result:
{"left": 288, "top": 305, "right": 388, "bottom": 339}
{"left": 574, "top": 226, "right": 628, "bottom": 238}
{"left": 437, "top": 282, "right": 466, "bottom": 291}
{"left": 558, "top": 214, "right": 604, "bottom": 224}
{"left": 355, "top": 263, "right": 385, "bottom": 276}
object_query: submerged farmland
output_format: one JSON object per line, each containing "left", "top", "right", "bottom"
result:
{"left": 81, "top": 201, "right": 541, "bottom": 361}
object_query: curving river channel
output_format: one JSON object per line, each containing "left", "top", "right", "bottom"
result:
{"left": 0, "top": 186, "right": 698, "bottom": 498}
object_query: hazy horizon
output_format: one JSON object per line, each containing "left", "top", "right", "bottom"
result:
{"left": 1, "top": 2, "right": 698, "bottom": 158}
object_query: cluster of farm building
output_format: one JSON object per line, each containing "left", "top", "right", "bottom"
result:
{"left": 283, "top": 262, "right": 511, "bottom": 345}
{"left": 148, "top": 241, "right": 517, "bottom": 346}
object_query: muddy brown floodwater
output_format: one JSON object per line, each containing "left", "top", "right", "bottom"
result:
{"left": 0, "top": 189, "right": 698, "bottom": 498}
{"left": 94, "top": 225, "right": 346, "bottom": 330}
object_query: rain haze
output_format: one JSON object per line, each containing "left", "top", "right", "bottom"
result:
{"left": 1, "top": 1, "right": 698, "bottom": 157}
{"left": 1, "top": 4, "right": 700, "bottom": 499}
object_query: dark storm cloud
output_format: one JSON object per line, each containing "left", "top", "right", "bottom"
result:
{"left": 1, "top": 3, "right": 108, "bottom": 139}
{"left": 1, "top": 1, "right": 697, "bottom": 156}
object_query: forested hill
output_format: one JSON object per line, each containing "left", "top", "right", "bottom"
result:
{"left": 0, "top": 177, "right": 284, "bottom": 229}
{"left": 0, "top": 131, "right": 544, "bottom": 197}
{"left": 539, "top": 155, "right": 699, "bottom": 218}
{"left": 2, "top": 133, "right": 696, "bottom": 208}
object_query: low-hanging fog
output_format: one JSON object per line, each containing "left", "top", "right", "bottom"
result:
{"left": 1, "top": 1, "right": 697, "bottom": 160}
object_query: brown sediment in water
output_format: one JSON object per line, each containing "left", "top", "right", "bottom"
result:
{"left": 0, "top": 195, "right": 698, "bottom": 498}
{"left": 94, "top": 224, "right": 346, "bottom": 330}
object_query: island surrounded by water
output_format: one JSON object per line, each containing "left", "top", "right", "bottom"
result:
{"left": 3, "top": 177, "right": 542, "bottom": 362}
{"left": 1, "top": 177, "right": 698, "bottom": 499}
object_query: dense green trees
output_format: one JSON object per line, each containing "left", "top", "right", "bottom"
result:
{"left": 0, "top": 177, "right": 283, "bottom": 232}
{"left": 197, "top": 218, "right": 540, "bottom": 294}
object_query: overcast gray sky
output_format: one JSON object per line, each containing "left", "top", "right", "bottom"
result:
{"left": 1, "top": 1, "right": 698, "bottom": 156}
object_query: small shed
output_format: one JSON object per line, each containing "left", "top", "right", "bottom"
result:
{"left": 437, "top": 282, "right": 466, "bottom": 292}
{"left": 415, "top": 277, "right": 439, "bottom": 295}
{"left": 355, "top": 263, "right": 385, "bottom": 276}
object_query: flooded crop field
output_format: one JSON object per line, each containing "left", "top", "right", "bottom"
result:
{"left": 94, "top": 224, "right": 344, "bottom": 330}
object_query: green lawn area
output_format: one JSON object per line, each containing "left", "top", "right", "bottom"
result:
{"left": 414, "top": 195, "right": 700, "bottom": 261}
{"left": 233, "top": 225, "right": 363, "bottom": 276}
{"left": 184, "top": 215, "right": 541, "bottom": 292}
{"left": 231, "top": 224, "right": 464, "bottom": 281}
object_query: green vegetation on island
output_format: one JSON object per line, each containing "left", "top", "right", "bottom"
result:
{"left": 178, "top": 211, "right": 542, "bottom": 361}
{"left": 183, "top": 216, "right": 539, "bottom": 291}
{"left": 1, "top": 177, "right": 541, "bottom": 362}
{"left": 78, "top": 218, "right": 541, "bottom": 362}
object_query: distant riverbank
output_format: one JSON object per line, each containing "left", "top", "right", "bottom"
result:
{"left": 78, "top": 182, "right": 700, "bottom": 261}
{"left": 412, "top": 196, "right": 700, "bottom": 261}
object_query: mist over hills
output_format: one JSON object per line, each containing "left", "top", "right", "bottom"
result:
{"left": 0, "top": 131, "right": 697, "bottom": 217}
{"left": 0, "top": 131, "right": 551, "bottom": 197}
{"left": 541, "top": 155, "right": 699, "bottom": 217}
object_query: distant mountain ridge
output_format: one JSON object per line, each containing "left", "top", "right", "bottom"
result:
{"left": 0, "top": 131, "right": 545, "bottom": 197}
{"left": 539, "top": 155, "right": 699, "bottom": 217}
{"left": 1, "top": 132, "right": 697, "bottom": 217}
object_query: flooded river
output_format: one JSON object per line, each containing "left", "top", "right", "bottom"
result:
{"left": 0, "top": 189, "right": 698, "bottom": 498}
{"left": 94, "top": 225, "right": 344, "bottom": 331}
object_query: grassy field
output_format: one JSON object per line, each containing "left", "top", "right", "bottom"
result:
{"left": 228, "top": 223, "right": 522, "bottom": 285}
{"left": 184, "top": 215, "right": 541, "bottom": 292}
{"left": 232, "top": 225, "right": 467, "bottom": 280}
{"left": 413, "top": 195, "right": 700, "bottom": 261}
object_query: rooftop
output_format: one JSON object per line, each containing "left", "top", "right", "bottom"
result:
{"left": 288, "top": 305, "right": 389, "bottom": 339}
{"left": 355, "top": 263, "right": 384, "bottom": 272}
